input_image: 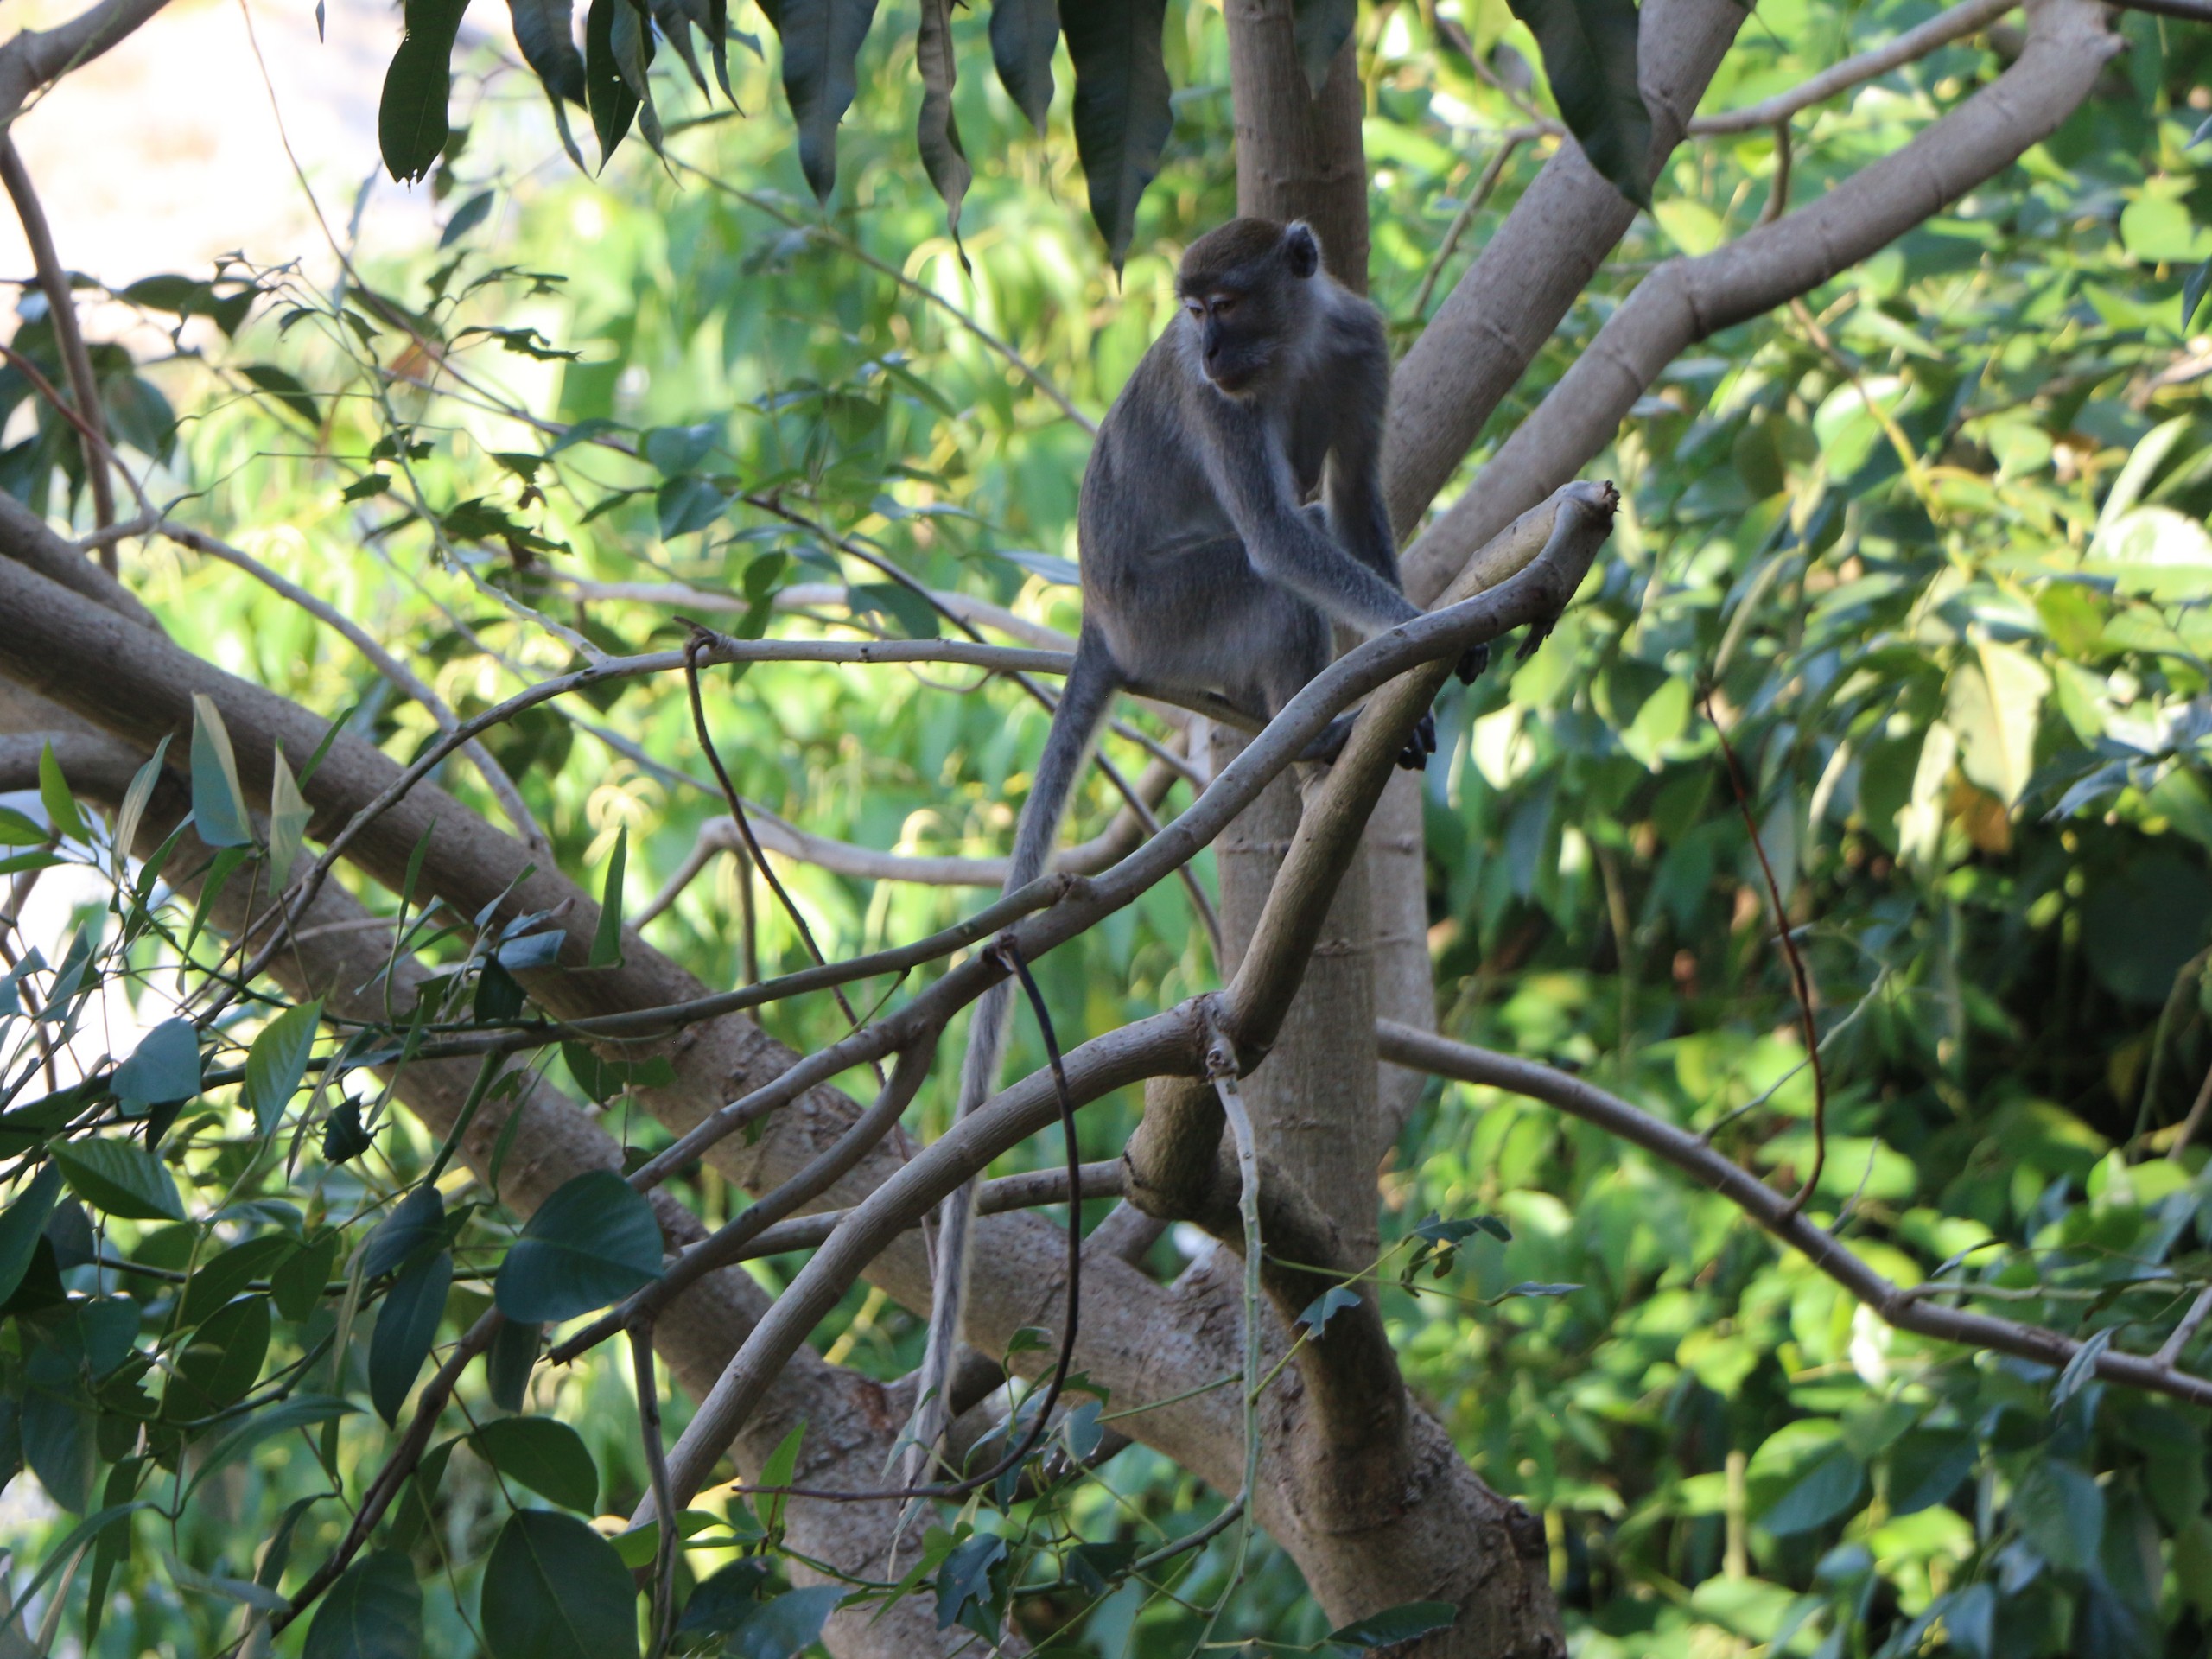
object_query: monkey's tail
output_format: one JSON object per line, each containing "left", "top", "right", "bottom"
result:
{"left": 903, "top": 634, "right": 1121, "bottom": 1489}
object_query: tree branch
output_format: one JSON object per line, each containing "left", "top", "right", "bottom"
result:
{"left": 0, "top": 138, "right": 113, "bottom": 552}
{"left": 1400, "top": 0, "right": 2119, "bottom": 601}
{"left": 0, "top": 0, "right": 171, "bottom": 118}
{"left": 1688, "top": 0, "right": 2018, "bottom": 136}
{"left": 1376, "top": 1022, "right": 2212, "bottom": 1409}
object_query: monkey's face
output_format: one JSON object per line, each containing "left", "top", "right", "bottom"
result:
{"left": 1181, "top": 283, "right": 1293, "bottom": 397}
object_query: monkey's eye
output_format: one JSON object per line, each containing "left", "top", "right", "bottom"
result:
{"left": 1184, "top": 299, "right": 1205, "bottom": 319}
{"left": 1211, "top": 296, "right": 1239, "bottom": 316}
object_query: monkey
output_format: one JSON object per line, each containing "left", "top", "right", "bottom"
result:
{"left": 904, "top": 217, "right": 1478, "bottom": 1482}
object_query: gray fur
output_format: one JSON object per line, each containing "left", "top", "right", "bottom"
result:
{"left": 904, "top": 219, "right": 1421, "bottom": 1484}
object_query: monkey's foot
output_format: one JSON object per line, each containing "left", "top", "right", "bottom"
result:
{"left": 1397, "top": 711, "right": 1437, "bottom": 771}
{"left": 1456, "top": 642, "right": 1490, "bottom": 683}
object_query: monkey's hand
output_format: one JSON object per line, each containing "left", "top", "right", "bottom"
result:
{"left": 1456, "top": 642, "right": 1490, "bottom": 683}
{"left": 1396, "top": 711, "right": 1437, "bottom": 771}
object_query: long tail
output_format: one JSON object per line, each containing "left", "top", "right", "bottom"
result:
{"left": 904, "top": 632, "right": 1120, "bottom": 1486}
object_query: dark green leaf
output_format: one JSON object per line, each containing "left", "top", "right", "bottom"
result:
{"left": 495, "top": 1170, "right": 664, "bottom": 1322}
{"left": 2052, "top": 1327, "right": 2113, "bottom": 1411}
{"left": 480, "top": 1509, "right": 640, "bottom": 1659}
{"left": 38, "top": 740, "right": 89, "bottom": 842}
{"left": 590, "top": 826, "right": 627, "bottom": 968}
{"left": 1063, "top": 0, "right": 1173, "bottom": 270}
{"left": 52, "top": 1137, "right": 185, "bottom": 1222}
{"left": 245, "top": 1001, "right": 322, "bottom": 1136}
{"left": 769, "top": 0, "right": 883, "bottom": 200}
{"left": 440, "top": 190, "right": 496, "bottom": 247}
{"left": 934, "top": 1535, "right": 1005, "bottom": 1636}
{"left": 273, "top": 1230, "right": 340, "bottom": 1322}
{"left": 1290, "top": 0, "right": 1357, "bottom": 94}
{"left": 380, "top": 0, "right": 472, "bottom": 181}
{"left": 584, "top": 0, "right": 645, "bottom": 164}
{"left": 188, "top": 1395, "right": 356, "bottom": 1497}
{"left": 370, "top": 1248, "right": 452, "bottom": 1424}
{"left": 561, "top": 1042, "right": 676, "bottom": 1103}
{"left": 732, "top": 1585, "right": 842, "bottom": 1659}
{"left": 656, "top": 474, "right": 728, "bottom": 539}
{"left": 2186, "top": 257, "right": 2212, "bottom": 333}
{"left": 485, "top": 1318, "right": 542, "bottom": 1411}
{"left": 676, "top": 1560, "right": 772, "bottom": 1641}
{"left": 179, "top": 1234, "right": 294, "bottom": 1325}
{"left": 475, "top": 957, "right": 528, "bottom": 1024}
{"left": 1295, "top": 1284, "right": 1361, "bottom": 1336}
{"left": 2012, "top": 1459, "right": 2104, "bottom": 1572}
{"left": 322, "top": 1100, "right": 374, "bottom": 1163}
{"left": 242, "top": 364, "right": 319, "bottom": 429}
{"left": 113, "top": 1018, "right": 201, "bottom": 1108}
{"left": 1329, "top": 1601, "right": 1459, "bottom": 1649}
{"left": 303, "top": 1549, "right": 423, "bottom": 1659}
{"left": 188, "top": 694, "right": 251, "bottom": 849}
{"left": 385, "top": 1438, "right": 456, "bottom": 1554}
{"left": 506, "top": 0, "right": 588, "bottom": 102}
{"left": 916, "top": 0, "right": 971, "bottom": 238}
{"left": 642, "top": 421, "right": 720, "bottom": 474}
{"left": 988, "top": 0, "right": 1056, "bottom": 131}
{"left": 0, "top": 1166, "right": 63, "bottom": 1306}
{"left": 1504, "top": 0, "right": 1651, "bottom": 209}
{"left": 169, "top": 1295, "right": 273, "bottom": 1419}
{"left": 471, "top": 1416, "right": 599, "bottom": 1511}
{"left": 23, "top": 1382, "right": 96, "bottom": 1510}
{"left": 1763, "top": 1447, "right": 1865, "bottom": 1536}
{"left": 365, "top": 1185, "right": 447, "bottom": 1279}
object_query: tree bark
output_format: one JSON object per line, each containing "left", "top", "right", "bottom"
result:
{"left": 1227, "top": 0, "right": 1369, "bottom": 288}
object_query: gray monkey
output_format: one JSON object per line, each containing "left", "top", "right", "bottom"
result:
{"left": 905, "top": 217, "right": 1474, "bottom": 1481}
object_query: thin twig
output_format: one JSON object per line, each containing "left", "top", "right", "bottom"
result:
{"left": 1406, "top": 131, "right": 1530, "bottom": 325}
{"left": 681, "top": 625, "right": 883, "bottom": 1085}
{"left": 631, "top": 1327, "right": 678, "bottom": 1652}
{"left": 1702, "top": 692, "right": 1827, "bottom": 1221}
{"left": 1688, "top": 0, "right": 2018, "bottom": 136}
{"left": 0, "top": 136, "right": 113, "bottom": 553}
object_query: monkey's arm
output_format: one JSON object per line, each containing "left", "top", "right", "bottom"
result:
{"left": 1195, "top": 393, "right": 1423, "bottom": 636}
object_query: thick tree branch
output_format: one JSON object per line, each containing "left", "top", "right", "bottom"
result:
{"left": 1402, "top": 0, "right": 2117, "bottom": 599}
{"left": 1376, "top": 1022, "right": 2212, "bottom": 1408}
{"left": 1384, "top": 0, "right": 1750, "bottom": 537}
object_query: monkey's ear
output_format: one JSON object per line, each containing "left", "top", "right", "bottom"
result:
{"left": 1284, "top": 221, "right": 1320, "bottom": 279}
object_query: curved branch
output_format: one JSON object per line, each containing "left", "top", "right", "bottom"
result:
{"left": 0, "top": 0, "right": 171, "bottom": 118}
{"left": 1376, "top": 1022, "right": 2212, "bottom": 1409}
{"left": 1688, "top": 0, "right": 2017, "bottom": 137}
{"left": 1402, "top": 0, "right": 2119, "bottom": 600}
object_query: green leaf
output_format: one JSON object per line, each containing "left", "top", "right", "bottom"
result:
{"left": 989, "top": 0, "right": 1057, "bottom": 132}
{"left": 1763, "top": 1446, "right": 1866, "bottom": 1537}
{"left": 642, "top": 422, "right": 719, "bottom": 474}
{"left": 676, "top": 1560, "right": 772, "bottom": 1643}
{"left": 590, "top": 827, "right": 627, "bottom": 968}
{"left": 1504, "top": 0, "right": 1652, "bottom": 210}
{"left": 364, "top": 1185, "right": 447, "bottom": 1279}
{"left": 480, "top": 1509, "right": 640, "bottom": 1659}
{"left": 440, "top": 188, "right": 496, "bottom": 248}
{"left": 22, "top": 1382, "right": 96, "bottom": 1510}
{"left": 110, "top": 734, "right": 170, "bottom": 874}
{"left": 934, "top": 1535, "right": 1006, "bottom": 1637}
{"left": 370, "top": 1248, "right": 452, "bottom": 1424}
{"left": 1063, "top": 0, "right": 1173, "bottom": 270}
{"left": 169, "top": 1294, "right": 273, "bottom": 1418}
{"left": 2012, "top": 1459, "right": 2104, "bottom": 1572}
{"left": 242, "top": 365, "right": 319, "bottom": 429}
{"left": 245, "top": 1001, "right": 322, "bottom": 1136}
{"left": 1328, "top": 1600, "right": 1459, "bottom": 1649}
{"left": 179, "top": 1234, "right": 294, "bottom": 1325}
{"left": 189, "top": 694, "right": 252, "bottom": 849}
{"left": 494, "top": 1170, "right": 664, "bottom": 1322}
{"left": 1295, "top": 1284, "right": 1362, "bottom": 1336}
{"left": 0, "top": 1166, "right": 62, "bottom": 1306}
{"left": 1291, "top": 0, "right": 1357, "bottom": 94}
{"left": 562, "top": 1042, "right": 676, "bottom": 1103}
{"left": 583, "top": 0, "right": 645, "bottom": 166}
{"left": 731, "top": 1585, "right": 842, "bottom": 1659}
{"left": 273, "top": 1230, "right": 340, "bottom": 1322}
{"left": 471, "top": 1416, "right": 599, "bottom": 1511}
{"left": 303, "top": 1549, "right": 423, "bottom": 1659}
{"left": 656, "top": 474, "right": 728, "bottom": 538}
{"left": 379, "top": 0, "right": 472, "bottom": 182}
{"left": 485, "top": 1318, "right": 543, "bottom": 1412}
{"left": 39, "top": 741, "right": 90, "bottom": 842}
{"left": 188, "top": 1395, "right": 356, "bottom": 1497}
{"left": 507, "top": 0, "right": 588, "bottom": 102}
{"left": 268, "top": 742, "right": 311, "bottom": 887}
{"left": 770, "top": 0, "right": 883, "bottom": 200}
{"left": 53, "top": 1137, "right": 185, "bottom": 1221}
{"left": 0, "top": 804, "right": 46, "bottom": 846}
{"left": 113, "top": 1018, "right": 201, "bottom": 1108}
{"left": 0, "top": 1503, "right": 149, "bottom": 1621}
{"left": 2185, "top": 257, "right": 2212, "bottom": 332}
{"left": 916, "top": 0, "right": 971, "bottom": 238}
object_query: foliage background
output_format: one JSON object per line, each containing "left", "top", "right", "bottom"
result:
{"left": 8, "top": 0, "right": 2212, "bottom": 1653}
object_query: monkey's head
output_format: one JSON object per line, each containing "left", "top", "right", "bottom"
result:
{"left": 1176, "top": 218, "right": 1323, "bottom": 397}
